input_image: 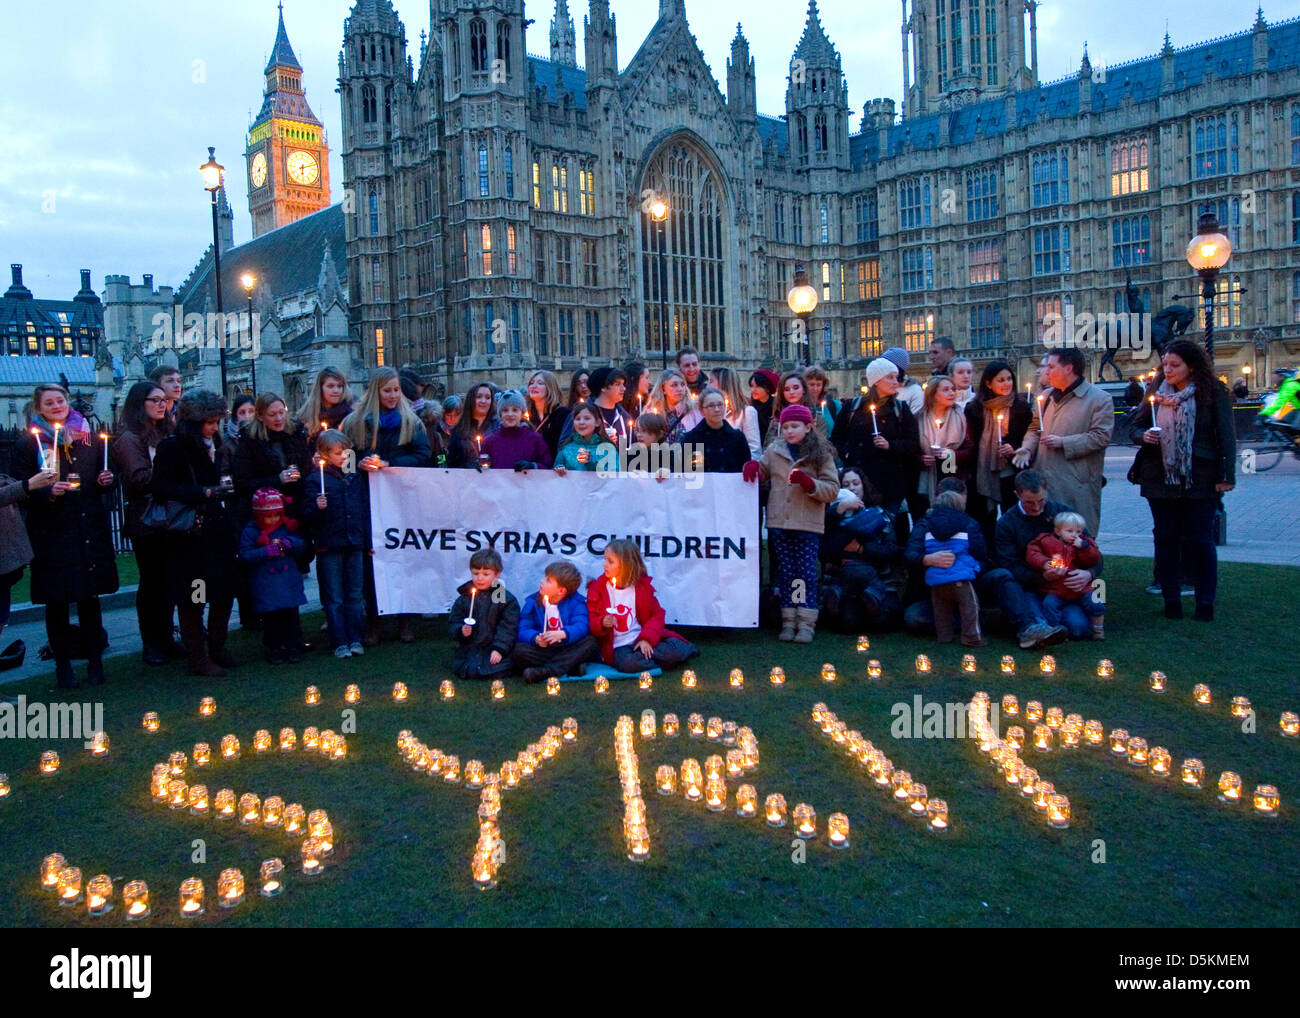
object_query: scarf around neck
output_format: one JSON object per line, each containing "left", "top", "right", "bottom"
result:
{"left": 1154, "top": 381, "right": 1197, "bottom": 486}
{"left": 976, "top": 393, "right": 1014, "bottom": 501}
{"left": 918, "top": 406, "right": 967, "bottom": 497}
{"left": 32, "top": 409, "right": 91, "bottom": 448}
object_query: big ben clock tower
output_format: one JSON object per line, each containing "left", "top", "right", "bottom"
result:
{"left": 246, "top": 4, "right": 331, "bottom": 237}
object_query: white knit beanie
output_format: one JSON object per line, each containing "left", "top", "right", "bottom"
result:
{"left": 865, "top": 357, "right": 898, "bottom": 390}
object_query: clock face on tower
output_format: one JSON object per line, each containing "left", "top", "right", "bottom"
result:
{"left": 250, "top": 151, "right": 267, "bottom": 189}
{"left": 286, "top": 150, "right": 320, "bottom": 186}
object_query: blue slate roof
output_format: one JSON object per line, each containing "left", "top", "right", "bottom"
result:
{"left": 757, "top": 114, "right": 787, "bottom": 154}
{"left": 527, "top": 55, "right": 588, "bottom": 109}
{"left": 0, "top": 354, "right": 97, "bottom": 385}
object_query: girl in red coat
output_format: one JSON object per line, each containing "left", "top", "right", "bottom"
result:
{"left": 1025, "top": 511, "right": 1105, "bottom": 640}
{"left": 586, "top": 538, "right": 698, "bottom": 673}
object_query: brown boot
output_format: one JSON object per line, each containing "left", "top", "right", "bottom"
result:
{"left": 778, "top": 607, "right": 797, "bottom": 642}
{"left": 793, "top": 607, "right": 818, "bottom": 644}
{"left": 931, "top": 585, "right": 958, "bottom": 643}
{"left": 954, "top": 581, "right": 987, "bottom": 647}
{"left": 180, "top": 610, "right": 224, "bottom": 678}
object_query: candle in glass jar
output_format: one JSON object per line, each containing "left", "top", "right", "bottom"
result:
{"left": 656, "top": 764, "right": 676, "bottom": 796}
{"left": 1217, "top": 771, "right": 1242, "bottom": 803}
{"left": 1180, "top": 757, "right": 1204, "bottom": 788}
{"left": 927, "top": 799, "right": 949, "bottom": 832}
{"left": 1039, "top": 655, "right": 1056, "bottom": 675}
{"left": 704, "top": 777, "right": 727, "bottom": 812}
{"left": 1046, "top": 794, "right": 1070, "bottom": 829}
{"left": 214, "top": 788, "right": 236, "bottom": 819}
{"left": 302, "top": 726, "right": 320, "bottom": 751}
{"left": 769, "top": 666, "right": 786, "bottom": 685}
{"left": 278, "top": 728, "right": 296, "bottom": 753}
{"left": 57, "top": 866, "right": 83, "bottom": 906}
{"left": 1148, "top": 670, "right": 1167, "bottom": 693}
{"left": 546, "top": 675, "right": 561, "bottom": 695}
{"left": 188, "top": 784, "right": 209, "bottom": 815}
{"left": 1252, "top": 784, "right": 1280, "bottom": 816}
{"left": 179, "top": 877, "right": 204, "bottom": 916}
{"left": 199, "top": 696, "right": 216, "bottom": 717}
{"left": 283, "top": 803, "right": 305, "bottom": 835}
{"left": 961, "top": 653, "right": 977, "bottom": 673}
{"left": 1096, "top": 659, "right": 1114, "bottom": 678}
{"left": 687, "top": 713, "right": 705, "bottom": 738}
{"left": 1279, "top": 711, "right": 1299, "bottom": 738}
{"left": 238, "top": 793, "right": 261, "bottom": 825}
{"left": 706, "top": 716, "right": 723, "bottom": 741}
{"left": 1000, "top": 655, "right": 1015, "bottom": 674}
{"left": 594, "top": 675, "right": 610, "bottom": 695}
{"left": 729, "top": 667, "right": 744, "bottom": 689}
{"left": 1192, "top": 683, "right": 1211, "bottom": 705}
{"left": 914, "top": 654, "right": 931, "bottom": 674}
{"left": 662, "top": 713, "right": 679, "bottom": 738}
{"left": 1001, "top": 694, "right": 1019, "bottom": 717}
{"left": 1148, "top": 746, "right": 1171, "bottom": 777}
{"left": 491, "top": 679, "right": 505, "bottom": 700}
{"left": 765, "top": 793, "right": 788, "bottom": 827}
{"left": 40, "top": 750, "right": 59, "bottom": 776}
{"left": 681, "top": 669, "right": 697, "bottom": 689}
{"left": 41, "top": 853, "right": 66, "bottom": 890}
{"left": 793, "top": 803, "right": 817, "bottom": 837}
{"left": 866, "top": 659, "right": 882, "bottom": 679}
{"left": 827, "top": 812, "right": 850, "bottom": 848}
{"left": 123, "top": 880, "right": 150, "bottom": 919}
{"left": 1230, "top": 696, "right": 1251, "bottom": 719}
{"left": 89, "top": 731, "right": 109, "bottom": 757}
{"left": 142, "top": 711, "right": 159, "bottom": 733}
{"left": 218, "top": 868, "right": 245, "bottom": 909}
{"left": 305, "top": 685, "right": 321, "bottom": 705}
{"left": 220, "top": 734, "right": 239, "bottom": 759}
{"left": 856, "top": 635, "right": 870, "bottom": 652}
{"left": 260, "top": 859, "right": 284, "bottom": 897}
{"left": 440, "top": 679, "right": 455, "bottom": 700}
{"left": 301, "top": 838, "right": 325, "bottom": 876}
{"left": 1084, "top": 720, "right": 1104, "bottom": 746}
{"left": 0, "top": 772, "right": 8, "bottom": 799}
{"left": 821, "top": 662, "right": 837, "bottom": 683}
{"left": 262, "top": 795, "right": 284, "bottom": 828}
{"left": 392, "top": 681, "right": 409, "bottom": 702}
{"left": 1126, "top": 737, "right": 1149, "bottom": 766}
{"left": 253, "top": 729, "right": 272, "bottom": 754}
{"left": 908, "top": 783, "right": 928, "bottom": 817}
{"left": 344, "top": 684, "right": 361, "bottom": 704}
{"left": 736, "top": 784, "right": 757, "bottom": 818}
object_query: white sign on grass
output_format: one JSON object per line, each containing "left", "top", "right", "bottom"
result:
{"left": 369, "top": 468, "right": 760, "bottom": 627}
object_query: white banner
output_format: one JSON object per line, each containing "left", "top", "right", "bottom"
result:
{"left": 369, "top": 468, "right": 760, "bottom": 627}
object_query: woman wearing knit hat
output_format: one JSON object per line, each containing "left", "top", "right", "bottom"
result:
{"left": 830, "top": 357, "right": 921, "bottom": 546}
{"left": 742, "top": 403, "right": 839, "bottom": 643}
{"left": 763, "top": 370, "right": 827, "bottom": 447}
{"left": 882, "top": 347, "right": 925, "bottom": 415}
{"left": 748, "top": 369, "right": 780, "bottom": 442}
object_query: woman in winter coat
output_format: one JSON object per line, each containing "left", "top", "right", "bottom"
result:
{"left": 341, "top": 366, "right": 431, "bottom": 644}
{"left": 914, "top": 375, "right": 974, "bottom": 520}
{"left": 964, "top": 359, "right": 1034, "bottom": 551}
{"left": 819, "top": 468, "right": 902, "bottom": 632}
{"left": 151, "top": 390, "right": 239, "bottom": 677}
{"left": 111, "top": 380, "right": 177, "bottom": 665}
{"left": 743, "top": 404, "right": 839, "bottom": 643}
{"left": 296, "top": 366, "right": 355, "bottom": 442}
{"left": 525, "top": 370, "right": 570, "bottom": 460}
{"left": 1128, "top": 339, "right": 1235, "bottom": 621}
{"left": 232, "top": 393, "right": 314, "bottom": 533}
{"left": 0, "top": 464, "right": 57, "bottom": 662}
{"left": 14, "top": 384, "right": 118, "bottom": 688}
{"left": 447, "top": 382, "right": 499, "bottom": 467}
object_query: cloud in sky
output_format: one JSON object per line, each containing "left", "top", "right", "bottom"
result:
{"left": 2, "top": 0, "right": 1290, "bottom": 298}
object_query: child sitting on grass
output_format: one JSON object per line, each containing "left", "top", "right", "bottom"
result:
{"left": 1025, "top": 511, "right": 1105, "bottom": 640}
{"left": 238, "top": 488, "right": 307, "bottom": 664}
{"left": 448, "top": 548, "right": 520, "bottom": 679}
{"left": 586, "top": 538, "right": 697, "bottom": 673}
{"left": 512, "top": 560, "right": 599, "bottom": 683}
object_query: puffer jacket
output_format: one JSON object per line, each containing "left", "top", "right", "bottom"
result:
{"left": 757, "top": 438, "right": 839, "bottom": 534}
{"left": 907, "top": 505, "right": 985, "bottom": 585}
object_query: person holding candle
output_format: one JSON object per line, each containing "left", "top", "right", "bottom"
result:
{"left": 621, "top": 362, "right": 651, "bottom": 418}
{"left": 683, "top": 389, "right": 752, "bottom": 473}
{"left": 803, "top": 365, "right": 842, "bottom": 446}
{"left": 914, "top": 376, "right": 972, "bottom": 521}
{"left": 238, "top": 488, "right": 307, "bottom": 665}
{"left": 151, "top": 390, "right": 238, "bottom": 677}
{"left": 1127, "top": 339, "right": 1235, "bottom": 621}
{"left": 220, "top": 394, "right": 256, "bottom": 454}
{"left": 554, "top": 403, "right": 617, "bottom": 473}
{"left": 513, "top": 560, "right": 598, "bottom": 683}
{"left": 295, "top": 367, "right": 354, "bottom": 441}
{"left": 1013, "top": 347, "right": 1114, "bottom": 537}
{"left": 481, "top": 392, "right": 553, "bottom": 471}
{"left": 763, "top": 371, "right": 825, "bottom": 447}
{"left": 743, "top": 404, "right": 840, "bottom": 643}
{"left": 626, "top": 413, "right": 676, "bottom": 480}
{"left": 341, "top": 367, "right": 431, "bottom": 645}
{"left": 232, "top": 393, "right": 314, "bottom": 553}
{"left": 964, "top": 360, "right": 1034, "bottom": 551}
{"left": 448, "top": 549, "right": 520, "bottom": 680}
{"left": 14, "top": 384, "right": 118, "bottom": 688}
{"left": 525, "top": 370, "right": 569, "bottom": 460}
{"left": 832, "top": 358, "right": 920, "bottom": 546}
{"left": 1025, "top": 512, "right": 1106, "bottom": 639}
{"left": 586, "top": 538, "right": 698, "bottom": 671}
{"left": 112, "top": 381, "right": 179, "bottom": 666}
{"left": 302, "top": 430, "right": 369, "bottom": 658}
{"left": 448, "top": 382, "right": 500, "bottom": 467}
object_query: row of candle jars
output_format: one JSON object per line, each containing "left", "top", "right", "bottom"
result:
{"left": 970, "top": 694, "right": 1069, "bottom": 829}
{"left": 615, "top": 717, "right": 649, "bottom": 863}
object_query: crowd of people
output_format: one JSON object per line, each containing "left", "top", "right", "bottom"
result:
{"left": 0, "top": 337, "right": 1237, "bottom": 688}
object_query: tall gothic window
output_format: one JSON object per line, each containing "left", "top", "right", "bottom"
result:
{"left": 469, "top": 19, "right": 488, "bottom": 73}
{"left": 495, "top": 21, "right": 511, "bottom": 70}
{"left": 639, "top": 140, "right": 729, "bottom": 355}
{"left": 361, "top": 84, "right": 377, "bottom": 123}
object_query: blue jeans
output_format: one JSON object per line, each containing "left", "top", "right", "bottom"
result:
{"left": 316, "top": 549, "right": 365, "bottom": 648}
{"left": 985, "top": 569, "right": 1047, "bottom": 634}
{"left": 1043, "top": 591, "right": 1104, "bottom": 635}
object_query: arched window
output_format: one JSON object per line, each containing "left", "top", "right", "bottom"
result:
{"left": 448, "top": 24, "right": 460, "bottom": 83}
{"left": 361, "top": 84, "right": 376, "bottom": 123}
{"left": 639, "top": 140, "right": 729, "bottom": 355}
{"left": 495, "top": 21, "right": 511, "bottom": 70}
{"left": 814, "top": 113, "right": 827, "bottom": 152}
{"left": 478, "top": 145, "right": 489, "bottom": 196}
{"left": 469, "top": 19, "right": 488, "bottom": 72}
{"left": 795, "top": 114, "right": 808, "bottom": 156}
{"left": 504, "top": 146, "right": 514, "bottom": 198}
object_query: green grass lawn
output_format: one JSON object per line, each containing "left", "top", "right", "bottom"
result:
{"left": 8, "top": 554, "right": 139, "bottom": 607}
{"left": 1, "top": 555, "right": 1296, "bottom": 928}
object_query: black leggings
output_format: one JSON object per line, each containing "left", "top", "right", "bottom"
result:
{"left": 1148, "top": 497, "right": 1218, "bottom": 607}
{"left": 45, "top": 598, "right": 104, "bottom": 662}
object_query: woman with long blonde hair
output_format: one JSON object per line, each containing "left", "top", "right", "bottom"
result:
{"left": 646, "top": 368, "right": 701, "bottom": 445}
{"left": 297, "top": 367, "right": 354, "bottom": 440}
{"left": 525, "top": 369, "right": 569, "bottom": 459}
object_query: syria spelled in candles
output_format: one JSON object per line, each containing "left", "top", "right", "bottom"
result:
{"left": 123, "top": 880, "right": 150, "bottom": 919}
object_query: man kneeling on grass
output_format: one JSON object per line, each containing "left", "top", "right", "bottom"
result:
{"left": 512, "top": 560, "right": 599, "bottom": 684}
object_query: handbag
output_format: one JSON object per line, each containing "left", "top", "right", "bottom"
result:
{"left": 140, "top": 458, "right": 205, "bottom": 535}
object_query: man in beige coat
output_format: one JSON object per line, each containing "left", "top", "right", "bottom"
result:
{"left": 1013, "top": 347, "right": 1113, "bottom": 535}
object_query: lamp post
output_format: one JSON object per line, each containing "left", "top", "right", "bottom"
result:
{"left": 649, "top": 195, "right": 669, "bottom": 369}
{"left": 786, "top": 264, "right": 819, "bottom": 367}
{"left": 200, "top": 147, "right": 228, "bottom": 397}
{"left": 1185, "top": 211, "right": 1232, "bottom": 367}
{"left": 240, "top": 272, "right": 257, "bottom": 396}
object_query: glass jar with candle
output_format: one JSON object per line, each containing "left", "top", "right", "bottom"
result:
{"left": 704, "top": 777, "right": 727, "bottom": 812}
{"left": 141, "top": 711, "right": 160, "bottom": 732}
{"left": 1024, "top": 701, "right": 1043, "bottom": 723}
{"left": 705, "top": 717, "right": 723, "bottom": 741}
{"left": 656, "top": 764, "right": 677, "bottom": 796}
{"left": 1084, "top": 720, "right": 1105, "bottom": 746}
{"left": 1039, "top": 654, "right": 1056, "bottom": 675}
{"left": 283, "top": 803, "right": 305, "bottom": 835}
{"left": 562, "top": 717, "right": 579, "bottom": 743}
{"left": 88, "top": 731, "right": 109, "bottom": 757}
{"left": 1148, "top": 747, "right": 1172, "bottom": 777}
{"left": 927, "top": 799, "right": 949, "bottom": 832}
{"left": 1192, "top": 683, "right": 1211, "bottom": 706}
{"left": 687, "top": 713, "right": 705, "bottom": 738}
{"left": 546, "top": 675, "right": 561, "bottom": 696}
{"left": 188, "top": 784, "right": 209, "bottom": 815}
{"left": 960, "top": 654, "right": 977, "bottom": 673}
{"left": 65, "top": 472, "right": 80, "bottom": 491}
{"left": 1280, "top": 712, "right": 1300, "bottom": 739}
{"left": 490, "top": 679, "right": 505, "bottom": 700}
{"left": 123, "top": 880, "right": 150, "bottom": 920}
{"left": 179, "top": 877, "right": 204, "bottom": 917}
{"left": 259, "top": 859, "right": 284, "bottom": 897}
{"left": 1005, "top": 726, "right": 1025, "bottom": 751}
{"left": 1253, "top": 784, "right": 1280, "bottom": 816}
{"left": 914, "top": 654, "right": 931, "bottom": 674}
{"left": 736, "top": 785, "right": 757, "bottom": 818}
{"left": 214, "top": 788, "right": 236, "bottom": 819}
{"left": 769, "top": 666, "right": 786, "bottom": 685}
{"left": 301, "top": 838, "right": 325, "bottom": 876}
{"left": 238, "top": 793, "right": 261, "bottom": 825}
{"left": 198, "top": 696, "right": 216, "bottom": 717}
{"left": 464, "top": 760, "right": 485, "bottom": 788}
{"left": 40, "top": 750, "right": 60, "bottom": 776}
{"left": 1045, "top": 707, "right": 1064, "bottom": 730}
{"left": 1001, "top": 695, "right": 1019, "bottom": 717}
{"left": 167, "top": 779, "right": 188, "bottom": 810}
{"left": 640, "top": 710, "right": 657, "bottom": 740}
{"left": 443, "top": 755, "right": 462, "bottom": 782}
{"left": 279, "top": 728, "right": 296, "bottom": 753}
{"left": 793, "top": 803, "right": 817, "bottom": 837}
{"left": 150, "top": 764, "right": 169, "bottom": 802}
{"left": 661, "top": 713, "right": 679, "bottom": 738}
{"left": 1148, "top": 671, "right": 1167, "bottom": 693}
{"left": 704, "top": 754, "right": 724, "bottom": 781}
{"left": 217, "top": 868, "right": 245, "bottom": 909}
{"left": 908, "top": 783, "right": 929, "bottom": 817}
{"left": 304, "top": 685, "right": 321, "bottom": 705}
{"left": 1126, "top": 737, "right": 1149, "bottom": 766}
{"left": 1046, "top": 794, "right": 1071, "bottom": 829}
{"left": 594, "top": 675, "right": 610, "bottom": 695}
{"left": 253, "top": 729, "right": 272, "bottom": 754}
{"left": 1217, "top": 771, "right": 1242, "bottom": 804}
{"left": 439, "top": 680, "right": 455, "bottom": 700}
{"left": 88, "top": 874, "right": 119, "bottom": 915}
{"left": 57, "top": 866, "right": 82, "bottom": 906}
{"left": 891, "top": 770, "right": 912, "bottom": 803}
{"left": 1000, "top": 655, "right": 1016, "bottom": 674}
{"left": 1096, "top": 659, "right": 1114, "bottom": 678}
{"left": 1033, "top": 725, "right": 1054, "bottom": 753}
{"left": 1033, "top": 781, "right": 1055, "bottom": 812}
{"left": 681, "top": 669, "right": 697, "bottom": 688}
{"left": 1180, "top": 758, "right": 1205, "bottom": 788}
{"left": 636, "top": 670, "right": 653, "bottom": 690}
{"left": 1230, "top": 696, "right": 1252, "bottom": 719}
{"left": 866, "top": 659, "right": 882, "bottom": 679}
{"left": 680, "top": 760, "right": 703, "bottom": 801}
{"left": 392, "top": 681, "right": 409, "bottom": 701}
{"left": 344, "top": 684, "right": 361, "bottom": 704}
{"left": 821, "top": 663, "right": 837, "bottom": 683}
{"left": 0, "top": 773, "right": 9, "bottom": 799}
{"left": 827, "top": 812, "right": 850, "bottom": 848}
{"left": 220, "top": 734, "right": 240, "bottom": 759}
{"left": 302, "top": 727, "right": 320, "bottom": 751}
{"left": 765, "top": 793, "right": 788, "bottom": 827}
{"left": 262, "top": 795, "right": 284, "bottom": 828}
{"left": 856, "top": 635, "right": 870, "bottom": 652}
{"left": 167, "top": 751, "right": 186, "bottom": 776}
{"left": 41, "top": 853, "right": 66, "bottom": 891}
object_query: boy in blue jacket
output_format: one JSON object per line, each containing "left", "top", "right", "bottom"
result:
{"left": 911, "top": 486, "right": 987, "bottom": 647}
{"left": 512, "top": 560, "right": 599, "bottom": 683}
{"left": 301, "top": 430, "right": 370, "bottom": 658}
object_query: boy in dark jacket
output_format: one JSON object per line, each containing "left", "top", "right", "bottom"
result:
{"left": 512, "top": 560, "right": 599, "bottom": 683}
{"left": 238, "top": 488, "right": 307, "bottom": 663}
{"left": 906, "top": 486, "right": 987, "bottom": 646}
{"left": 301, "top": 430, "right": 370, "bottom": 658}
{"left": 448, "top": 548, "right": 520, "bottom": 679}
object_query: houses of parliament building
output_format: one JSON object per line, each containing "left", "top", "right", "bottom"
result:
{"left": 165, "top": 0, "right": 1300, "bottom": 403}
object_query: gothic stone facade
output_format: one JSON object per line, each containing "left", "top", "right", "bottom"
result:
{"left": 340, "top": 0, "right": 1300, "bottom": 394}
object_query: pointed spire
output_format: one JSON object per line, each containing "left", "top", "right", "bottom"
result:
{"left": 265, "top": 2, "right": 302, "bottom": 74}
{"left": 793, "top": 0, "right": 838, "bottom": 67}
{"left": 732, "top": 22, "right": 748, "bottom": 53}
{"left": 1253, "top": 6, "right": 1267, "bottom": 30}
{"left": 317, "top": 242, "right": 343, "bottom": 309}
{"left": 1161, "top": 30, "right": 1174, "bottom": 56}
{"left": 550, "top": 0, "right": 577, "bottom": 67}
{"left": 1080, "top": 42, "right": 1091, "bottom": 74}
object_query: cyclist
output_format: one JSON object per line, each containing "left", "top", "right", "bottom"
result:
{"left": 1260, "top": 368, "right": 1300, "bottom": 428}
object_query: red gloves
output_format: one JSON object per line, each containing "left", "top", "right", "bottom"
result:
{"left": 788, "top": 468, "right": 816, "bottom": 494}
{"left": 742, "top": 460, "right": 762, "bottom": 483}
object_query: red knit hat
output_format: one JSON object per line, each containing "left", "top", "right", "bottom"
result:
{"left": 251, "top": 488, "right": 284, "bottom": 514}
{"left": 779, "top": 404, "right": 814, "bottom": 425}
{"left": 749, "top": 369, "right": 780, "bottom": 395}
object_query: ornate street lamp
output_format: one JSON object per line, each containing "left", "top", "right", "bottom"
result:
{"left": 787, "top": 264, "right": 819, "bottom": 366}
{"left": 1185, "top": 211, "right": 1232, "bottom": 366}
{"left": 200, "top": 147, "right": 228, "bottom": 396}
{"left": 240, "top": 271, "right": 258, "bottom": 396}
{"left": 649, "top": 195, "right": 669, "bottom": 369}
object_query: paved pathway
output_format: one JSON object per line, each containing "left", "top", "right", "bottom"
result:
{"left": 3, "top": 445, "right": 1296, "bottom": 686}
